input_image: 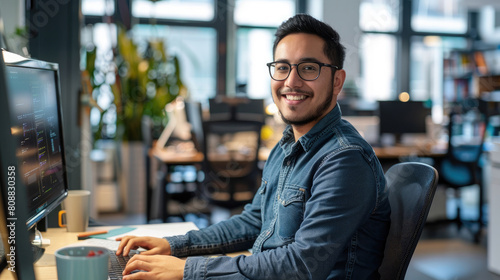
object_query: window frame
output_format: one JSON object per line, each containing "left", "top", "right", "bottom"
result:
{"left": 360, "top": 0, "right": 474, "bottom": 100}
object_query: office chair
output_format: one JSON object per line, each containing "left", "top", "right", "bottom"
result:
{"left": 201, "top": 119, "right": 263, "bottom": 209}
{"left": 438, "top": 98, "right": 488, "bottom": 242}
{"left": 379, "top": 162, "right": 439, "bottom": 280}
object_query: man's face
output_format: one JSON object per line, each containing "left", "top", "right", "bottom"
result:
{"left": 271, "top": 33, "right": 341, "bottom": 128}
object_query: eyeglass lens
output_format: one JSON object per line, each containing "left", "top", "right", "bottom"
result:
{"left": 270, "top": 62, "right": 321, "bottom": 81}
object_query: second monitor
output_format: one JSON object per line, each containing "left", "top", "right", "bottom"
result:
{"left": 378, "top": 100, "right": 431, "bottom": 145}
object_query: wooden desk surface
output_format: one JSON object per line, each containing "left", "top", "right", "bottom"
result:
{"left": 151, "top": 146, "right": 204, "bottom": 164}
{"left": 373, "top": 144, "right": 446, "bottom": 159}
{"left": 152, "top": 143, "right": 446, "bottom": 163}
{"left": 151, "top": 146, "right": 271, "bottom": 164}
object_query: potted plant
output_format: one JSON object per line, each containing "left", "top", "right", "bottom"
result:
{"left": 113, "top": 26, "right": 186, "bottom": 141}
{"left": 111, "top": 26, "right": 186, "bottom": 214}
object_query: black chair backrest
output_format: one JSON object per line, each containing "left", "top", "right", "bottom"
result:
{"left": 201, "top": 119, "right": 263, "bottom": 208}
{"left": 379, "top": 162, "right": 439, "bottom": 280}
{"left": 440, "top": 99, "right": 488, "bottom": 189}
{"left": 446, "top": 99, "right": 488, "bottom": 164}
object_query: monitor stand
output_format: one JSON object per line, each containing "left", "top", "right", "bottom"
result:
{"left": 30, "top": 226, "right": 46, "bottom": 263}
{"left": 379, "top": 133, "right": 405, "bottom": 147}
{"left": 394, "top": 133, "right": 403, "bottom": 146}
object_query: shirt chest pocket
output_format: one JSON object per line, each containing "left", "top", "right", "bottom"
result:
{"left": 277, "top": 186, "right": 306, "bottom": 242}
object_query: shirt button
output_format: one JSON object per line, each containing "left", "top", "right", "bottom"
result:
{"left": 287, "top": 161, "right": 291, "bottom": 166}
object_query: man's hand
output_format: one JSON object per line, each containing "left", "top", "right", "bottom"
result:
{"left": 122, "top": 254, "right": 186, "bottom": 280}
{"left": 116, "top": 236, "right": 171, "bottom": 256}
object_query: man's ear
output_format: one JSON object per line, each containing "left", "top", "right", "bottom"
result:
{"left": 333, "top": 69, "right": 346, "bottom": 96}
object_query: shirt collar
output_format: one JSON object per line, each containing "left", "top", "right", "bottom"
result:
{"left": 279, "top": 104, "right": 342, "bottom": 152}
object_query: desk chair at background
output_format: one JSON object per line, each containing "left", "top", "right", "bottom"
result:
{"left": 379, "top": 162, "right": 439, "bottom": 280}
{"left": 171, "top": 100, "right": 265, "bottom": 213}
{"left": 202, "top": 98, "right": 265, "bottom": 208}
{"left": 438, "top": 98, "right": 489, "bottom": 242}
{"left": 201, "top": 119, "right": 264, "bottom": 209}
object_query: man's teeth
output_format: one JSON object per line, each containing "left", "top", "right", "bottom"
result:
{"left": 285, "top": 95, "right": 306, "bottom": 101}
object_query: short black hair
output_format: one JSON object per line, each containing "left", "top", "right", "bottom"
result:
{"left": 273, "top": 14, "right": 346, "bottom": 69}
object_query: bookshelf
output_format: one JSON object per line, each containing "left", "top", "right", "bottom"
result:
{"left": 443, "top": 47, "right": 500, "bottom": 102}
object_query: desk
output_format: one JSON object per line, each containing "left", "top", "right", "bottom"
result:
{"left": 373, "top": 144, "right": 446, "bottom": 159}
{"left": 1, "top": 222, "right": 245, "bottom": 280}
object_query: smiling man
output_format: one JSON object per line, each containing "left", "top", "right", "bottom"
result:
{"left": 117, "top": 14, "right": 391, "bottom": 280}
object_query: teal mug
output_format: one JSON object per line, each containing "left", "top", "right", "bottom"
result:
{"left": 55, "top": 246, "right": 109, "bottom": 280}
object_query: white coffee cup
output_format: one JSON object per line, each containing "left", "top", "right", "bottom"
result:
{"left": 58, "top": 190, "right": 91, "bottom": 232}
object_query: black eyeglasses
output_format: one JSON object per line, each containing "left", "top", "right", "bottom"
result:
{"left": 267, "top": 61, "right": 339, "bottom": 81}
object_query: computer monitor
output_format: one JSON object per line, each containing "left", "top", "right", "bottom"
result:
{"left": 378, "top": 100, "right": 431, "bottom": 144}
{"left": 1, "top": 49, "right": 68, "bottom": 230}
{"left": 184, "top": 101, "right": 205, "bottom": 153}
{"left": 0, "top": 49, "right": 37, "bottom": 279}
{"left": 209, "top": 97, "right": 265, "bottom": 123}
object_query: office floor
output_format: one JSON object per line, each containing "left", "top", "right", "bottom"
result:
{"left": 95, "top": 186, "right": 500, "bottom": 280}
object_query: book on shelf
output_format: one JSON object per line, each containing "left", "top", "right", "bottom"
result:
{"left": 474, "top": 51, "right": 489, "bottom": 75}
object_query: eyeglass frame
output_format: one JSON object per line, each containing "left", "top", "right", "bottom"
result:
{"left": 266, "top": 61, "right": 339, "bottom": 81}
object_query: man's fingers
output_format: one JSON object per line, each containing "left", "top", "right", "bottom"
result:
{"left": 123, "top": 255, "right": 151, "bottom": 275}
{"left": 116, "top": 236, "right": 141, "bottom": 256}
{"left": 122, "top": 271, "right": 149, "bottom": 280}
{"left": 115, "top": 236, "right": 133, "bottom": 255}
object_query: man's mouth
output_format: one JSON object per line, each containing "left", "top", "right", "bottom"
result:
{"left": 284, "top": 95, "right": 307, "bottom": 101}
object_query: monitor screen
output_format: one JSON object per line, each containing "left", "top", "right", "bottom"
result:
{"left": 1, "top": 49, "right": 68, "bottom": 230}
{"left": 378, "top": 100, "right": 430, "bottom": 138}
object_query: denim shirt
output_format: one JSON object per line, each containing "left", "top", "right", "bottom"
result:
{"left": 166, "top": 104, "right": 391, "bottom": 280}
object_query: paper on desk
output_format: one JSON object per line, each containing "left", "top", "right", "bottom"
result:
{"left": 66, "top": 223, "right": 199, "bottom": 251}
{"left": 107, "top": 228, "right": 169, "bottom": 240}
{"left": 88, "top": 226, "right": 136, "bottom": 239}
{"left": 106, "top": 223, "right": 199, "bottom": 241}
{"left": 66, "top": 238, "right": 122, "bottom": 251}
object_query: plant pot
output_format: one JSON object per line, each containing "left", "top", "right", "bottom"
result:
{"left": 119, "top": 141, "right": 146, "bottom": 215}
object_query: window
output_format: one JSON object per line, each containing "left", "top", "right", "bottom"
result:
{"left": 234, "top": 0, "right": 295, "bottom": 26}
{"left": 359, "top": 34, "right": 397, "bottom": 101}
{"left": 412, "top": 0, "right": 467, "bottom": 34}
{"left": 132, "top": 0, "right": 214, "bottom": 21}
{"left": 359, "top": 0, "right": 472, "bottom": 109}
{"left": 359, "top": 0, "right": 399, "bottom": 32}
{"left": 359, "top": 0, "right": 399, "bottom": 100}
{"left": 81, "top": 0, "right": 114, "bottom": 16}
{"left": 236, "top": 28, "right": 274, "bottom": 98}
{"left": 233, "top": 0, "right": 296, "bottom": 99}
{"left": 131, "top": 25, "right": 217, "bottom": 102}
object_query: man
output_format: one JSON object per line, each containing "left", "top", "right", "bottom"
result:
{"left": 117, "top": 14, "right": 391, "bottom": 280}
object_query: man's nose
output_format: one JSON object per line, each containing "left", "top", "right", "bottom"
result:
{"left": 284, "top": 66, "right": 303, "bottom": 88}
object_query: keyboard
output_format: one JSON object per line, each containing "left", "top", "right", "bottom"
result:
{"left": 108, "top": 249, "right": 140, "bottom": 280}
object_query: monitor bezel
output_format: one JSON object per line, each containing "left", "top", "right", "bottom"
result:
{"left": 1, "top": 49, "right": 68, "bottom": 230}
